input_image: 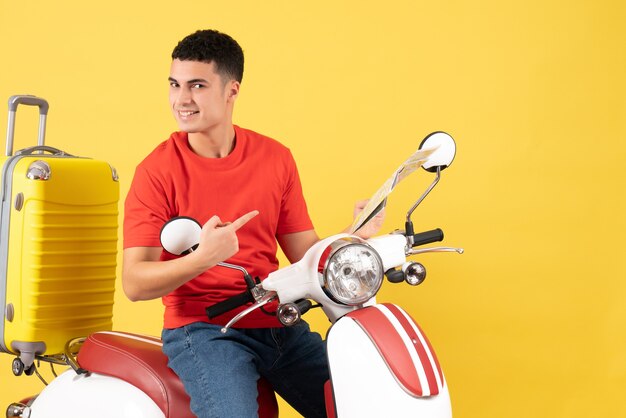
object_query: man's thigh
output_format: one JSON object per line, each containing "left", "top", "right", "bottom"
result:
{"left": 162, "top": 322, "right": 261, "bottom": 418}
{"left": 257, "top": 322, "right": 329, "bottom": 418}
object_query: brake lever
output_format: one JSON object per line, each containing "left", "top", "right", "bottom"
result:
{"left": 220, "top": 291, "right": 278, "bottom": 333}
{"left": 407, "top": 246, "right": 464, "bottom": 255}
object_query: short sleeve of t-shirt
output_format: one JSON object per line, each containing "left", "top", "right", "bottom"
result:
{"left": 123, "top": 163, "right": 173, "bottom": 248}
{"left": 276, "top": 151, "right": 313, "bottom": 236}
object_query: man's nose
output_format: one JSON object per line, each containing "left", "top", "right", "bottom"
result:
{"left": 177, "top": 87, "right": 193, "bottom": 105}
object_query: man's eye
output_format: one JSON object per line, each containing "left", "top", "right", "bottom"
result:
{"left": 169, "top": 82, "right": 179, "bottom": 88}
{"left": 192, "top": 84, "right": 204, "bottom": 89}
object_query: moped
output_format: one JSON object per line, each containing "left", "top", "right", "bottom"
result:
{"left": 6, "top": 131, "right": 461, "bottom": 418}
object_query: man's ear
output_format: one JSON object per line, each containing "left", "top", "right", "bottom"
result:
{"left": 227, "top": 81, "right": 240, "bottom": 100}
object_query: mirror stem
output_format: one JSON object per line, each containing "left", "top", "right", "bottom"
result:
{"left": 217, "top": 262, "right": 255, "bottom": 288}
{"left": 405, "top": 166, "right": 441, "bottom": 245}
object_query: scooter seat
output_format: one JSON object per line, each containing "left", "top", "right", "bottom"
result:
{"left": 77, "top": 331, "right": 278, "bottom": 418}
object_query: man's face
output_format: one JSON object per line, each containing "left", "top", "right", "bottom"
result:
{"left": 168, "top": 59, "right": 239, "bottom": 134}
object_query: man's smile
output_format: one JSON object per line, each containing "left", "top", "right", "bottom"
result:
{"left": 177, "top": 110, "right": 200, "bottom": 118}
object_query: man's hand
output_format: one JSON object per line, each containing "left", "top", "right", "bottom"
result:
{"left": 352, "top": 199, "right": 385, "bottom": 240}
{"left": 196, "top": 210, "right": 259, "bottom": 267}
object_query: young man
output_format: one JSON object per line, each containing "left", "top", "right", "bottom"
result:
{"left": 123, "top": 29, "right": 383, "bottom": 417}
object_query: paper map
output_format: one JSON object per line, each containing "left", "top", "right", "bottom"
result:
{"left": 348, "top": 145, "right": 439, "bottom": 234}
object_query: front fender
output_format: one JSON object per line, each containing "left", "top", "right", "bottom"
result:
{"left": 326, "top": 303, "right": 451, "bottom": 417}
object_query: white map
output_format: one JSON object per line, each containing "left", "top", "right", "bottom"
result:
{"left": 349, "top": 145, "right": 439, "bottom": 234}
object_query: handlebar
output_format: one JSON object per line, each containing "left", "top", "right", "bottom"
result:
{"left": 206, "top": 291, "right": 254, "bottom": 319}
{"left": 412, "top": 228, "right": 444, "bottom": 247}
{"left": 205, "top": 228, "right": 446, "bottom": 322}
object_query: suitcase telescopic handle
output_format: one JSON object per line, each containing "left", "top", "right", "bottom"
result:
{"left": 6, "top": 95, "right": 49, "bottom": 157}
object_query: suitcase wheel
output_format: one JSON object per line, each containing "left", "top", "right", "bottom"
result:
{"left": 12, "top": 358, "right": 36, "bottom": 377}
{"left": 11, "top": 358, "right": 24, "bottom": 376}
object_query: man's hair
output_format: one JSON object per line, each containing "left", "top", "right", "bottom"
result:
{"left": 172, "top": 29, "right": 244, "bottom": 83}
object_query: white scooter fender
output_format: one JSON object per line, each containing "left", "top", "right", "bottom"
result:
{"left": 326, "top": 303, "right": 451, "bottom": 418}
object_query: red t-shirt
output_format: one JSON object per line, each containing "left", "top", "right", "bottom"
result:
{"left": 124, "top": 126, "right": 314, "bottom": 328}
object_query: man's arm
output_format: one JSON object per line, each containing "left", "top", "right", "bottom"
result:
{"left": 122, "top": 211, "right": 259, "bottom": 301}
{"left": 277, "top": 229, "right": 320, "bottom": 264}
{"left": 123, "top": 246, "right": 210, "bottom": 301}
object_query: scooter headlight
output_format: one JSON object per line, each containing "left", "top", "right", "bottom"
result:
{"left": 320, "top": 239, "right": 384, "bottom": 306}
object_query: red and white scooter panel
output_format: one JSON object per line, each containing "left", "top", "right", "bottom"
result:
{"left": 326, "top": 304, "right": 451, "bottom": 417}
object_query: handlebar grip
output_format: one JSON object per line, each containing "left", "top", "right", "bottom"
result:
{"left": 206, "top": 291, "right": 254, "bottom": 319}
{"left": 412, "top": 228, "right": 444, "bottom": 247}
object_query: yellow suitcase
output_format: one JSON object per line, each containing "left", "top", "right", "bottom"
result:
{"left": 0, "top": 95, "right": 119, "bottom": 370}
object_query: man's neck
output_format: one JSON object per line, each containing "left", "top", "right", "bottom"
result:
{"left": 187, "top": 124, "right": 236, "bottom": 158}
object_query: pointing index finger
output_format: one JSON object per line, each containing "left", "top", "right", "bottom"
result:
{"left": 230, "top": 210, "right": 260, "bottom": 231}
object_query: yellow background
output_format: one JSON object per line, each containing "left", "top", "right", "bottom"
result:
{"left": 1, "top": 1, "right": 625, "bottom": 417}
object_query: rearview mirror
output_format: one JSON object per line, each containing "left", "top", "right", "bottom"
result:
{"left": 419, "top": 131, "right": 456, "bottom": 173}
{"left": 160, "top": 216, "right": 201, "bottom": 255}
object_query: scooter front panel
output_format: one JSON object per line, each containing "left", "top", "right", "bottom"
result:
{"left": 326, "top": 304, "right": 451, "bottom": 417}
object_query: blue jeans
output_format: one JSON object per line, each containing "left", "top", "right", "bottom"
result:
{"left": 162, "top": 321, "right": 328, "bottom": 418}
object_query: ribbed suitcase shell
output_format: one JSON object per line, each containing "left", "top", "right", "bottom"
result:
{"left": 1, "top": 96, "right": 119, "bottom": 360}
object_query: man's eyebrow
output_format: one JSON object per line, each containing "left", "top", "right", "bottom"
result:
{"left": 168, "top": 77, "right": 208, "bottom": 84}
